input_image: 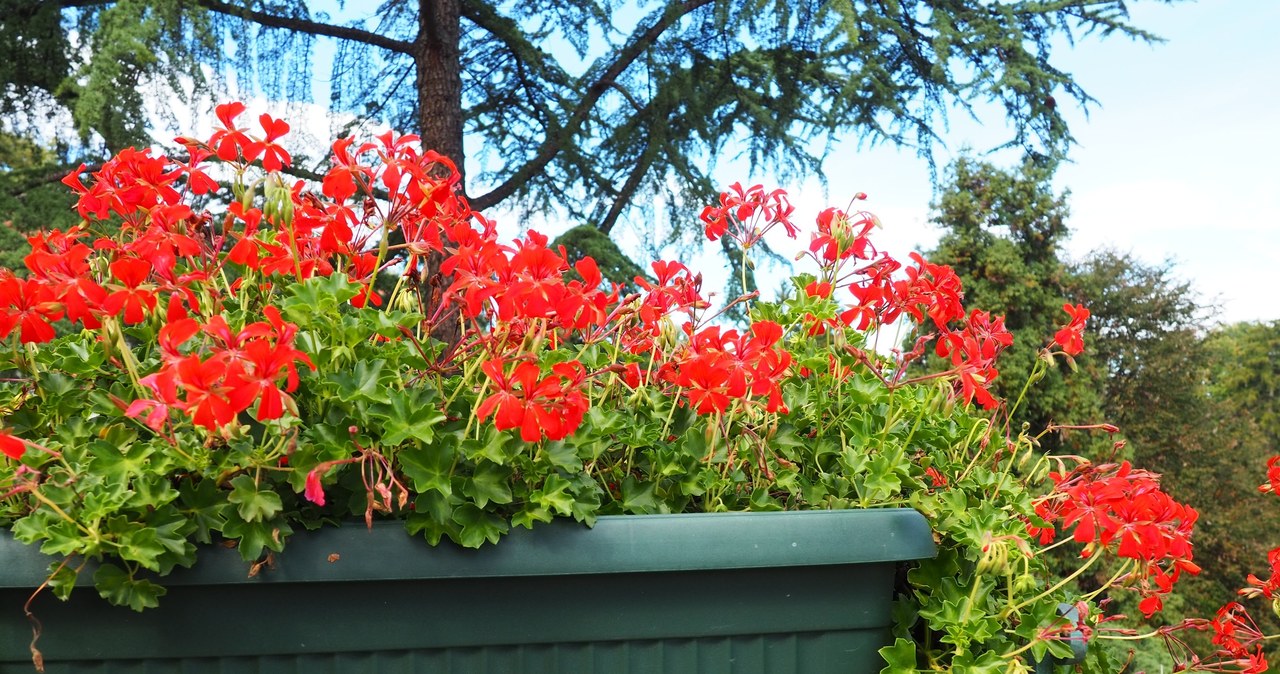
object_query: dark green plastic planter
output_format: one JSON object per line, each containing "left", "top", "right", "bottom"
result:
{"left": 1, "top": 508, "right": 934, "bottom": 673}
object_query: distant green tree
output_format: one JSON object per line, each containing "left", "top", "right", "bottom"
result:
{"left": 0, "top": 131, "right": 79, "bottom": 272}
{"left": 1069, "top": 252, "right": 1207, "bottom": 457}
{"left": 925, "top": 155, "right": 1101, "bottom": 449}
{"left": 1206, "top": 321, "right": 1280, "bottom": 447}
{"left": 927, "top": 155, "right": 1279, "bottom": 664}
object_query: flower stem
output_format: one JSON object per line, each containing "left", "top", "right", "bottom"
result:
{"left": 1006, "top": 551, "right": 1102, "bottom": 615}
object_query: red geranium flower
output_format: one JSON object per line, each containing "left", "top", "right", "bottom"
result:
{"left": 1054, "top": 303, "right": 1090, "bottom": 356}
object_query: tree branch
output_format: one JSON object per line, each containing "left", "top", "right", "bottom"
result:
{"left": 598, "top": 145, "right": 656, "bottom": 236}
{"left": 461, "top": 0, "right": 563, "bottom": 132}
{"left": 470, "top": 0, "right": 714, "bottom": 212}
{"left": 3, "top": 164, "right": 98, "bottom": 197}
{"left": 460, "top": 0, "right": 559, "bottom": 72}
{"left": 61, "top": 0, "right": 415, "bottom": 55}
{"left": 193, "top": 0, "right": 415, "bottom": 55}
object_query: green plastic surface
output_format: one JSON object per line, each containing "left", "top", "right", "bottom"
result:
{"left": 1, "top": 509, "right": 935, "bottom": 673}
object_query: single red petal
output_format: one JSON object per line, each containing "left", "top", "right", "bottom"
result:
{"left": 304, "top": 470, "right": 326, "bottom": 506}
{"left": 215, "top": 101, "right": 247, "bottom": 128}
{"left": 0, "top": 431, "right": 25, "bottom": 460}
{"left": 110, "top": 257, "right": 152, "bottom": 288}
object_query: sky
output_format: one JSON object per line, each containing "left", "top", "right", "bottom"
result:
{"left": 736, "top": 0, "right": 1280, "bottom": 326}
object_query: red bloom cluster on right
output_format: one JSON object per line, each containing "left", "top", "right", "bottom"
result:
{"left": 1029, "top": 461, "right": 1200, "bottom": 618}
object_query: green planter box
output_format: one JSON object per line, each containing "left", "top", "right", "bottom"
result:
{"left": 1, "top": 509, "right": 934, "bottom": 673}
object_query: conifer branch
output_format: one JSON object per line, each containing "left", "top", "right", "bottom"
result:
{"left": 470, "top": 0, "right": 713, "bottom": 212}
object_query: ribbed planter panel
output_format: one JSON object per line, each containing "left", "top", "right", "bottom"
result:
{"left": 1, "top": 509, "right": 934, "bottom": 673}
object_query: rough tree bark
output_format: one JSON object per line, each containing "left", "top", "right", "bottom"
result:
{"left": 414, "top": 0, "right": 466, "bottom": 349}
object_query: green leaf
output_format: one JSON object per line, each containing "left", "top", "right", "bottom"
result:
{"left": 220, "top": 514, "right": 292, "bottom": 561}
{"left": 329, "top": 359, "right": 391, "bottom": 404}
{"left": 949, "top": 650, "right": 1009, "bottom": 674}
{"left": 461, "top": 462, "right": 513, "bottom": 508}
{"left": 398, "top": 443, "right": 455, "bottom": 496}
{"left": 280, "top": 273, "right": 360, "bottom": 322}
{"left": 146, "top": 506, "right": 198, "bottom": 572}
{"left": 406, "top": 492, "right": 459, "bottom": 545}
{"left": 531, "top": 473, "right": 575, "bottom": 516}
{"left": 541, "top": 440, "right": 581, "bottom": 470}
{"left": 373, "top": 389, "right": 447, "bottom": 446}
{"left": 450, "top": 503, "right": 508, "bottom": 547}
{"left": 40, "top": 371, "right": 78, "bottom": 398}
{"left": 227, "top": 475, "right": 283, "bottom": 522}
{"left": 29, "top": 519, "right": 92, "bottom": 558}
{"left": 878, "top": 638, "right": 918, "bottom": 674}
{"left": 177, "top": 478, "right": 229, "bottom": 544}
{"left": 619, "top": 477, "right": 659, "bottom": 513}
{"left": 371, "top": 309, "right": 424, "bottom": 338}
{"left": 863, "top": 453, "right": 905, "bottom": 501}
{"left": 511, "top": 505, "right": 553, "bottom": 530}
{"left": 460, "top": 427, "right": 517, "bottom": 463}
{"left": 46, "top": 561, "right": 81, "bottom": 601}
{"left": 93, "top": 563, "right": 166, "bottom": 612}
{"left": 110, "top": 521, "right": 167, "bottom": 572}
{"left": 87, "top": 429, "right": 151, "bottom": 484}
{"left": 124, "top": 473, "right": 180, "bottom": 510}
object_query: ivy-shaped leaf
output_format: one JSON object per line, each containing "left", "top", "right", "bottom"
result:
{"left": 451, "top": 503, "right": 508, "bottom": 548}
{"left": 227, "top": 475, "right": 283, "bottom": 522}
{"left": 93, "top": 563, "right": 167, "bottom": 612}
{"left": 461, "top": 461, "right": 513, "bottom": 508}
{"left": 398, "top": 443, "right": 455, "bottom": 496}
{"left": 373, "top": 389, "right": 447, "bottom": 446}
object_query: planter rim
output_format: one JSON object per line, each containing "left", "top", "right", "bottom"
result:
{"left": 0, "top": 507, "right": 935, "bottom": 588}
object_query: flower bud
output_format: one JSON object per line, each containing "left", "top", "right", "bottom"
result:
{"left": 262, "top": 173, "right": 294, "bottom": 226}
{"left": 657, "top": 316, "right": 680, "bottom": 352}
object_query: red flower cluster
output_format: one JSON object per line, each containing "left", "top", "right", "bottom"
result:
{"left": 477, "top": 359, "right": 589, "bottom": 443}
{"left": 659, "top": 321, "right": 793, "bottom": 416}
{"left": 809, "top": 203, "right": 875, "bottom": 263}
{"left": 125, "top": 307, "right": 313, "bottom": 431}
{"left": 1240, "top": 547, "right": 1280, "bottom": 601}
{"left": 4, "top": 104, "right": 346, "bottom": 348}
{"left": 1029, "top": 461, "right": 1199, "bottom": 617}
{"left": 1258, "top": 455, "right": 1280, "bottom": 495}
{"left": 699, "top": 182, "right": 796, "bottom": 246}
{"left": 935, "top": 310, "right": 1014, "bottom": 409}
{"left": 445, "top": 230, "right": 612, "bottom": 330}
{"left": 624, "top": 261, "right": 709, "bottom": 354}
{"left": 783, "top": 193, "right": 1014, "bottom": 408}
{"left": 1209, "top": 603, "right": 1268, "bottom": 673}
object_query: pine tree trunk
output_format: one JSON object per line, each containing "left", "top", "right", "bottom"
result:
{"left": 414, "top": 0, "right": 465, "bottom": 351}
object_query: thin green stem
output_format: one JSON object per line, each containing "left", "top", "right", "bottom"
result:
{"left": 1006, "top": 551, "right": 1102, "bottom": 615}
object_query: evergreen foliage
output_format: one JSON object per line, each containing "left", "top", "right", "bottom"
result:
{"left": 926, "top": 155, "right": 1098, "bottom": 449}
{"left": 7, "top": 0, "right": 1171, "bottom": 238}
{"left": 1207, "top": 321, "right": 1280, "bottom": 447}
{"left": 0, "top": 132, "right": 79, "bottom": 272}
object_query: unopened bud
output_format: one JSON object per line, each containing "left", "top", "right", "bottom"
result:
{"left": 830, "top": 212, "right": 859, "bottom": 251}
{"left": 657, "top": 316, "right": 680, "bottom": 352}
{"left": 262, "top": 173, "right": 294, "bottom": 225}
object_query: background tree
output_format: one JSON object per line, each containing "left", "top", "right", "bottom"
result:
{"left": 0, "top": 131, "right": 79, "bottom": 272}
{"left": 927, "top": 155, "right": 1279, "bottom": 665}
{"left": 8, "top": 0, "right": 1171, "bottom": 239}
{"left": 925, "top": 154, "right": 1101, "bottom": 449}
{"left": 1206, "top": 321, "right": 1280, "bottom": 447}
